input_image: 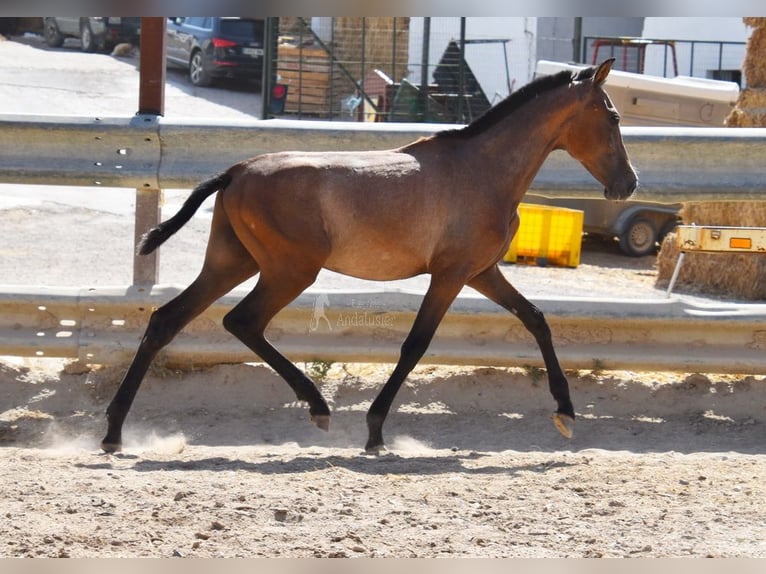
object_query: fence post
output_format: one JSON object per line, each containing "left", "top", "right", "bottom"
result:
{"left": 133, "top": 187, "right": 161, "bottom": 285}
{"left": 261, "top": 17, "right": 279, "bottom": 120}
{"left": 133, "top": 17, "right": 166, "bottom": 285}
{"left": 418, "top": 17, "right": 431, "bottom": 121}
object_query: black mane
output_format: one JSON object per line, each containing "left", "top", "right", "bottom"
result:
{"left": 435, "top": 65, "right": 596, "bottom": 140}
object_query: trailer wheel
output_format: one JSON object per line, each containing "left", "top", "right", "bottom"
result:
{"left": 619, "top": 217, "right": 657, "bottom": 257}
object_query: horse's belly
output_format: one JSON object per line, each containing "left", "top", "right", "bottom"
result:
{"left": 323, "top": 247, "right": 426, "bottom": 281}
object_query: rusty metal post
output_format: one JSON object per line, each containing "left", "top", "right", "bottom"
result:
{"left": 138, "top": 17, "right": 166, "bottom": 116}
{"left": 134, "top": 17, "right": 166, "bottom": 285}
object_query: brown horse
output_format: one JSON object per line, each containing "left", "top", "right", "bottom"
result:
{"left": 101, "top": 58, "right": 637, "bottom": 454}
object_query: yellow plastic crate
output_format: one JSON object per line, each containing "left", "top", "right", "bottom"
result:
{"left": 503, "top": 203, "right": 584, "bottom": 267}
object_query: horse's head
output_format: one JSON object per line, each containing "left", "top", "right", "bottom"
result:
{"left": 559, "top": 58, "right": 638, "bottom": 200}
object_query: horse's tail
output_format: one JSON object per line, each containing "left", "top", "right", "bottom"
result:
{"left": 138, "top": 171, "right": 232, "bottom": 255}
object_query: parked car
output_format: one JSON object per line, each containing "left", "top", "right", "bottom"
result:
{"left": 43, "top": 17, "right": 140, "bottom": 52}
{"left": 165, "top": 17, "right": 265, "bottom": 88}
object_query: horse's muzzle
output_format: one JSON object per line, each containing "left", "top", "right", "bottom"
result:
{"left": 604, "top": 175, "right": 638, "bottom": 200}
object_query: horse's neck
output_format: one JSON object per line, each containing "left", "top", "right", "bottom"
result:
{"left": 468, "top": 91, "right": 578, "bottom": 195}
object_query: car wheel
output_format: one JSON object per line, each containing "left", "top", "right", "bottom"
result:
{"left": 80, "top": 20, "right": 98, "bottom": 52}
{"left": 43, "top": 18, "right": 64, "bottom": 48}
{"left": 619, "top": 217, "right": 657, "bottom": 257}
{"left": 189, "top": 50, "right": 212, "bottom": 86}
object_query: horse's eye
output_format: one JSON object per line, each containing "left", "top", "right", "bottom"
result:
{"left": 611, "top": 113, "right": 621, "bottom": 125}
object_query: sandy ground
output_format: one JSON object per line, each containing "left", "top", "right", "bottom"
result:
{"left": 1, "top": 356, "right": 764, "bottom": 558}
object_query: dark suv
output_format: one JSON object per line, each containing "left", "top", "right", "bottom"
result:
{"left": 43, "top": 17, "right": 141, "bottom": 52}
{"left": 166, "top": 17, "right": 265, "bottom": 87}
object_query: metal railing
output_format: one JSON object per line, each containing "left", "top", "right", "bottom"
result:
{"left": 583, "top": 36, "right": 747, "bottom": 85}
{"left": 3, "top": 115, "right": 765, "bottom": 203}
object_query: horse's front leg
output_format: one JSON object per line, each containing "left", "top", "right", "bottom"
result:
{"left": 365, "top": 276, "right": 465, "bottom": 453}
{"left": 468, "top": 265, "right": 575, "bottom": 438}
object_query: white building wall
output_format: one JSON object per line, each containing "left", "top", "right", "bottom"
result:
{"left": 642, "top": 17, "right": 749, "bottom": 42}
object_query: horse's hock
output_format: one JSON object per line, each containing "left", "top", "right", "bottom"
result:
{"left": 656, "top": 17, "right": 766, "bottom": 301}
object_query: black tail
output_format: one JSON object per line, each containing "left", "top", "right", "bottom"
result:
{"left": 138, "top": 171, "right": 232, "bottom": 255}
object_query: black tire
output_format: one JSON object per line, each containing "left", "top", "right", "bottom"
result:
{"left": 619, "top": 217, "right": 657, "bottom": 257}
{"left": 189, "top": 50, "right": 212, "bottom": 86}
{"left": 659, "top": 219, "right": 679, "bottom": 243}
{"left": 43, "top": 18, "right": 64, "bottom": 48}
{"left": 80, "top": 19, "right": 100, "bottom": 52}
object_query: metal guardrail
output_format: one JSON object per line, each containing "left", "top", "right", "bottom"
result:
{"left": 2, "top": 285, "right": 766, "bottom": 374}
{"left": 2, "top": 115, "right": 766, "bottom": 201}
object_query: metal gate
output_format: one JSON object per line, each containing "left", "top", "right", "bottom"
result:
{"left": 261, "top": 17, "right": 496, "bottom": 123}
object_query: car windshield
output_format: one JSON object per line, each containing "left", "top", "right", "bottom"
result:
{"left": 219, "top": 19, "right": 263, "bottom": 41}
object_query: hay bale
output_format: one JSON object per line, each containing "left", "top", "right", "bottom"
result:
{"left": 726, "top": 107, "right": 766, "bottom": 127}
{"left": 726, "top": 18, "right": 766, "bottom": 126}
{"left": 742, "top": 26, "right": 766, "bottom": 88}
{"left": 734, "top": 88, "right": 766, "bottom": 108}
{"left": 743, "top": 17, "right": 766, "bottom": 30}
{"left": 680, "top": 201, "right": 766, "bottom": 227}
{"left": 725, "top": 88, "right": 766, "bottom": 126}
{"left": 671, "top": 18, "right": 766, "bottom": 299}
{"left": 655, "top": 201, "right": 766, "bottom": 300}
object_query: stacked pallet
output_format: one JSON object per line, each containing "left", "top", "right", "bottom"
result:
{"left": 277, "top": 42, "right": 340, "bottom": 116}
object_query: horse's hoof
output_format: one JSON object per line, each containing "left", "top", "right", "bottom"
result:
{"left": 100, "top": 440, "right": 122, "bottom": 454}
{"left": 552, "top": 413, "right": 574, "bottom": 439}
{"left": 364, "top": 443, "right": 387, "bottom": 455}
{"left": 311, "top": 414, "right": 330, "bottom": 432}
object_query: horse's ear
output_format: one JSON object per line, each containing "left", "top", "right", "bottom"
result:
{"left": 593, "top": 58, "right": 615, "bottom": 86}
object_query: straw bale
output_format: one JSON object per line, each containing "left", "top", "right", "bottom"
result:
{"left": 726, "top": 107, "right": 766, "bottom": 127}
{"left": 680, "top": 201, "right": 766, "bottom": 227}
{"left": 742, "top": 26, "right": 766, "bottom": 87}
{"left": 731, "top": 87, "right": 766, "bottom": 108}
{"left": 726, "top": 106, "right": 766, "bottom": 127}
{"left": 668, "top": 18, "right": 766, "bottom": 299}
{"left": 655, "top": 201, "right": 766, "bottom": 300}
{"left": 656, "top": 235, "right": 766, "bottom": 300}
{"left": 743, "top": 17, "right": 766, "bottom": 29}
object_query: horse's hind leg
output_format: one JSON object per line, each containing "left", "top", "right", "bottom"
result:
{"left": 468, "top": 265, "right": 575, "bottom": 438}
{"left": 222, "top": 271, "right": 331, "bottom": 429}
{"left": 365, "top": 275, "right": 465, "bottom": 453}
{"left": 101, "top": 200, "right": 258, "bottom": 453}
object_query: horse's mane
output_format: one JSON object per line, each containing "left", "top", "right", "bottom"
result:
{"left": 435, "top": 65, "right": 596, "bottom": 140}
